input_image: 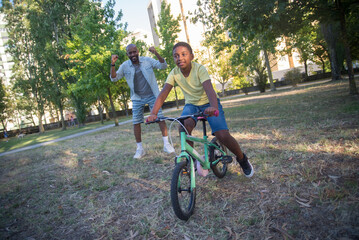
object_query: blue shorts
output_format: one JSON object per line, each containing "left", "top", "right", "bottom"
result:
{"left": 181, "top": 99, "right": 228, "bottom": 135}
{"left": 132, "top": 95, "right": 164, "bottom": 124}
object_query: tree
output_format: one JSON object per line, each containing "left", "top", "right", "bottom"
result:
{"left": 0, "top": 78, "right": 10, "bottom": 130}
{"left": 5, "top": 1, "right": 47, "bottom": 133}
{"left": 295, "top": 0, "right": 358, "bottom": 94}
{"left": 321, "top": 22, "right": 344, "bottom": 81}
{"left": 155, "top": 0, "right": 181, "bottom": 108}
{"left": 288, "top": 24, "right": 317, "bottom": 79}
{"left": 232, "top": 41, "right": 268, "bottom": 92}
{"left": 335, "top": 0, "right": 358, "bottom": 95}
{"left": 312, "top": 27, "right": 330, "bottom": 73}
{"left": 219, "top": 0, "right": 295, "bottom": 91}
{"left": 194, "top": 0, "right": 282, "bottom": 92}
{"left": 64, "top": 0, "right": 128, "bottom": 126}
{"left": 31, "top": 0, "right": 86, "bottom": 130}
{"left": 203, "top": 46, "right": 238, "bottom": 96}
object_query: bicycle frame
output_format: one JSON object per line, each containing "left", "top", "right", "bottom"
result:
{"left": 176, "top": 120, "right": 227, "bottom": 189}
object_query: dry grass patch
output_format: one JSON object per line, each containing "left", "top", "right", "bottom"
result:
{"left": 1, "top": 80, "right": 358, "bottom": 239}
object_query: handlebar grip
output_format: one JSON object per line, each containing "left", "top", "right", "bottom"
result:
{"left": 145, "top": 118, "right": 156, "bottom": 125}
{"left": 214, "top": 110, "right": 219, "bottom": 117}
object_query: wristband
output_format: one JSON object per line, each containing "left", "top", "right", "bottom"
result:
{"left": 111, "top": 64, "right": 115, "bottom": 66}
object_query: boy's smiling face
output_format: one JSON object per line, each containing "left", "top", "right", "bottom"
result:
{"left": 173, "top": 46, "right": 194, "bottom": 71}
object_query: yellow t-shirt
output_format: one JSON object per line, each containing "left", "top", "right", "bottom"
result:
{"left": 166, "top": 62, "right": 215, "bottom": 105}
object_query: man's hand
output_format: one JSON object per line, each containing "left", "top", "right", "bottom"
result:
{"left": 146, "top": 113, "right": 158, "bottom": 123}
{"left": 111, "top": 54, "right": 119, "bottom": 65}
{"left": 149, "top": 46, "right": 165, "bottom": 63}
{"left": 204, "top": 107, "right": 219, "bottom": 117}
{"left": 148, "top": 46, "right": 157, "bottom": 55}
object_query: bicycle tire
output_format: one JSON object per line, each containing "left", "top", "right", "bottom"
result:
{"left": 170, "top": 160, "right": 196, "bottom": 221}
{"left": 209, "top": 137, "right": 228, "bottom": 178}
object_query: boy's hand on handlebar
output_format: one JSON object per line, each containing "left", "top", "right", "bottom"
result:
{"left": 204, "top": 107, "right": 219, "bottom": 117}
{"left": 146, "top": 113, "right": 158, "bottom": 123}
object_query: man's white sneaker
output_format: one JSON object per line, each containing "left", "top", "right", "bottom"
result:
{"left": 134, "top": 148, "right": 145, "bottom": 159}
{"left": 163, "top": 143, "right": 175, "bottom": 154}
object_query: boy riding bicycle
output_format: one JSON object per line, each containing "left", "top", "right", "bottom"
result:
{"left": 146, "top": 42, "right": 254, "bottom": 177}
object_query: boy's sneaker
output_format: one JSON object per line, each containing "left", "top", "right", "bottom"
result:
{"left": 163, "top": 143, "right": 175, "bottom": 154}
{"left": 237, "top": 154, "right": 254, "bottom": 178}
{"left": 134, "top": 148, "right": 145, "bottom": 159}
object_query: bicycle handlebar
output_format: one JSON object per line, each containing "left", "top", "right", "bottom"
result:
{"left": 145, "top": 110, "right": 219, "bottom": 125}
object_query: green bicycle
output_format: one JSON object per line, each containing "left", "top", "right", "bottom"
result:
{"left": 147, "top": 111, "right": 233, "bottom": 220}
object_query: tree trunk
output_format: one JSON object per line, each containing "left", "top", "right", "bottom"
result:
{"left": 304, "top": 60, "right": 308, "bottom": 80}
{"left": 16, "top": 115, "right": 21, "bottom": 131}
{"left": 263, "top": 49, "right": 276, "bottom": 91}
{"left": 59, "top": 102, "right": 66, "bottom": 130}
{"left": 321, "top": 23, "right": 341, "bottom": 81}
{"left": 285, "top": 37, "right": 295, "bottom": 69}
{"left": 329, "top": 46, "right": 341, "bottom": 80}
{"left": 321, "top": 58, "right": 326, "bottom": 73}
{"left": 1, "top": 120, "right": 7, "bottom": 131}
{"left": 56, "top": 109, "right": 61, "bottom": 128}
{"left": 179, "top": 0, "right": 190, "bottom": 44}
{"left": 337, "top": 0, "right": 358, "bottom": 95}
{"left": 124, "top": 101, "right": 129, "bottom": 117}
{"left": 104, "top": 104, "right": 111, "bottom": 120}
{"left": 98, "top": 98, "right": 104, "bottom": 124}
{"left": 107, "top": 88, "right": 119, "bottom": 126}
{"left": 38, "top": 111, "right": 45, "bottom": 133}
{"left": 31, "top": 115, "right": 36, "bottom": 126}
{"left": 43, "top": 113, "right": 47, "bottom": 125}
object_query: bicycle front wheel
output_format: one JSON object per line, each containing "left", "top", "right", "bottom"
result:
{"left": 209, "top": 137, "right": 228, "bottom": 178}
{"left": 170, "top": 160, "right": 196, "bottom": 221}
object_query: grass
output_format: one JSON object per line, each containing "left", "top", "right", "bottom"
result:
{"left": 0, "top": 80, "right": 358, "bottom": 239}
{"left": 0, "top": 116, "right": 132, "bottom": 153}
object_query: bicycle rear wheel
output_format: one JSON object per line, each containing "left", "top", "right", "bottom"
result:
{"left": 209, "top": 137, "right": 228, "bottom": 178}
{"left": 170, "top": 160, "right": 196, "bottom": 220}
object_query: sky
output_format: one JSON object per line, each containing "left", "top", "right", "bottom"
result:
{"left": 112, "top": 0, "right": 152, "bottom": 33}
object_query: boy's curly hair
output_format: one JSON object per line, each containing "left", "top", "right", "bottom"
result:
{"left": 173, "top": 42, "right": 193, "bottom": 54}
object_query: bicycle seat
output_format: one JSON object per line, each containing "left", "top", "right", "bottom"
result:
{"left": 197, "top": 116, "right": 207, "bottom": 121}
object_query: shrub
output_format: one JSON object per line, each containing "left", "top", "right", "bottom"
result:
{"left": 230, "top": 76, "right": 253, "bottom": 95}
{"left": 284, "top": 68, "right": 303, "bottom": 87}
{"left": 254, "top": 72, "right": 268, "bottom": 93}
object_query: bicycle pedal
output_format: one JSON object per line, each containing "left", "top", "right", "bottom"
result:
{"left": 220, "top": 156, "right": 233, "bottom": 164}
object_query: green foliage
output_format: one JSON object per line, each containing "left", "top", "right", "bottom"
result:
{"left": 254, "top": 71, "right": 268, "bottom": 93}
{"left": 155, "top": 0, "right": 182, "bottom": 104}
{"left": 312, "top": 27, "right": 330, "bottom": 73}
{"left": 0, "top": 78, "right": 9, "bottom": 129}
{"left": 346, "top": 4, "right": 359, "bottom": 59}
{"left": 284, "top": 68, "right": 302, "bottom": 87}
{"left": 230, "top": 76, "right": 253, "bottom": 95}
{"left": 155, "top": 1, "right": 181, "bottom": 84}
{"left": 194, "top": 0, "right": 279, "bottom": 90}
{"left": 201, "top": 46, "right": 240, "bottom": 95}
{"left": 4, "top": 1, "right": 48, "bottom": 132}
{"left": 63, "top": 0, "right": 128, "bottom": 124}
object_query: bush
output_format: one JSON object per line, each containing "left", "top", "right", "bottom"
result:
{"left": 254, "top": 72, "right": 268, "bottom": 93}
{"left": 230, "top": 76, "right": 253, "bottom": 95}
{"left": 284, "top": 68, "right": 303, "bottom": 87}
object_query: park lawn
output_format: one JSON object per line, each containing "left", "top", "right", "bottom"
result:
{"left": 0, "top": 80, "right": 358, "bottom": 239}
{"left": 0, "top": 116, "right": 132, "bottom": 153}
